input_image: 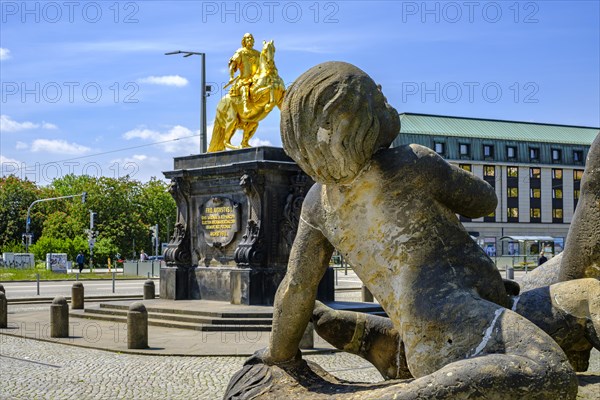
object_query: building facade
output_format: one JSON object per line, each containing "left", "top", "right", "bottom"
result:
{"left": 393, "top": 113, "right": 599, "bottom": 258}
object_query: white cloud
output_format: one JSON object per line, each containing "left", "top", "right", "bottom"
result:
{"left": 123, "top": 125, "right": 200, "bottom": 153}
{"left": 15, "top": 141, "right": 29, "bottom": 150}
{"left": 31, "top": 139, "right": 91, "bottom": 155}
{"left": 41, "top": 122, "right": 58, "bottom": 130}
{"left": 1, "top": 115, "right": 58, "bottom": 132}
{"left": 0, "top": 48, "right": 10, "bottom": 61}
{"left": 138, "top": 75, "right": 188, "bottom": 87}
{"left": 1, "top": 155, "right": 20, "bottom": 175}
{"left": 249, "top": 137, "right": 273, "bottom": 147}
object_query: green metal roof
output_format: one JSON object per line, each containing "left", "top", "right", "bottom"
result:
{"left": 399, "top": 113, "right": 599, "bottom": 146}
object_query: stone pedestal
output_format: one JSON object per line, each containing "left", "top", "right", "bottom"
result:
{"left": 162, "top": 147, "right": 334, "bottom": 305}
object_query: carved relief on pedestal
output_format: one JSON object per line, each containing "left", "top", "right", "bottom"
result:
{"left": 235, "top": 171, "right": 266, "bottom": 266}
{"left": 164, "top": 178, "right": 192, "bottom": 266}
{"left": 281, "top": 173, "right": 311, "bottom": 250}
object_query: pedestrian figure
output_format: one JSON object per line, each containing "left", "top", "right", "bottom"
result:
{"left": 140, "top": 250, "right": 148, "bottom": 261}
{"left": 76, "top": 251, "right": 85, "bottom": 273}
{"left": 538, "top": 251, "right": 548, "bottom": 266}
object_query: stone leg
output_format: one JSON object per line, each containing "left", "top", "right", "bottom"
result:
{"left": 515, "top": 278, "right": 600, "bottom": 371}
{"left": 312, "top": 301, "right": 412, "bottom": 380}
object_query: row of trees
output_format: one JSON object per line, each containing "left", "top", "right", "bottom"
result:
{"left": 0, "top": 174, "right": 177, "bottom": 266}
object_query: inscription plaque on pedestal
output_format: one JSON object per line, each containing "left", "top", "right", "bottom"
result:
{"left": 199, "top": 197, "right": 240, "bottom": 248}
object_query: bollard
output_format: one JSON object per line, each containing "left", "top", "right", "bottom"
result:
{"left": 299, "top": 322, "right": 314, "bottom": 349}
{"left": 143, "top": 280, "right": 155, "bottom": 300}
{"left": 506, "top": 266, "right": 515, "bottom": 280}
{"left": 127, "top": 302, "right": 148, "bottom": 349}
{"left": 112, "top": 271, "right": 116, "bottom": 293}
{"left": 0, "top": 292, "right": 7, "bottom": 328}
{"left": 36, "top": 273, "right": 40, "bottom": 295}
{"left": 76, "top": 273, "right": 79, "bottom": 282}
{"left": 50, "top": 296, "right": 69, "bottom": 338}
{"left": 71, "top": 282, "right": 84, "bottom": 310}
{"left": 361, "top": 285, "right": 374, "bottom": 302}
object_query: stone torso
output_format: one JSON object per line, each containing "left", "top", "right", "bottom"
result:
{"left": 303, "top": 146, "right": 508, "bottom": 325}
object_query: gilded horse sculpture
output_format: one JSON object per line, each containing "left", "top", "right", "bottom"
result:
{"left": 208, "top": 38, "right": 285, "bottom": 152}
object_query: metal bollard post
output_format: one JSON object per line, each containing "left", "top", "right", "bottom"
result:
{"left": 299, "top": 322, "right": 314, "bottom": 349}
{"left": 143, "top": 280, "right": 155, "bottom": 300}
{"left": 36, "top": 273, "right": 40, "bottom": 295}
{"left": 0, "top": 292, "right": 7, "bottom": 328}
{"left": 506, "top": 266, "right": 515, "bottom": 280}
{"left": 76, "top": 273, "right": 79, "bottom": 282}
{"left": 127, "top": 302, "right": 148, "bottom": 349}
{"left": 361, "top": 285, "right": 374, "bottom": 302}
{"left": 50, "top": 296, "right": 69, "bottom": 338}
{"left": 71, "top": 282, "right": 84, "bottom": 310}
{"left": 112, "top": 271, "right": 116, "bottom": 294}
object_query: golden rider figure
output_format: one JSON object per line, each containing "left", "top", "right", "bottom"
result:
{"left": 227, "top": 33, "right": 261, "bottom": 115}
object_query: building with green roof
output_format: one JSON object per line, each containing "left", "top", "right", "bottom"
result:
{"left": 393, "top": 113, "right": 600, "bottom": 261}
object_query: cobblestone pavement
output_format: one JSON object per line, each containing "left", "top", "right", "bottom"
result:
{"left": 2, "top": 335, "right": 598, "bottom": 399}
{"left": 0, "top": 335, "right": 381, "bottom": 400}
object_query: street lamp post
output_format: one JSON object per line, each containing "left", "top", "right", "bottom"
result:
{"left": 165, "top": 50, "right": 208, "bottom": 154}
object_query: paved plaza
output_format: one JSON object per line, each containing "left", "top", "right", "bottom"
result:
{"left": 1, "top": 270, "right": 598, "bottom": 399}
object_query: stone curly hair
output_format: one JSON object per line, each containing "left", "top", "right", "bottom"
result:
{"left": 281, "top": 61, "right": 400, "bottom": 184}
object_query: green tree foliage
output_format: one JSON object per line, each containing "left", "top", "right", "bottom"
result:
{"left": 0, "top": 174, "right": 177, "bottom": 261}
{"left": 0, "top": 176, "right": 42, "bottom": 249}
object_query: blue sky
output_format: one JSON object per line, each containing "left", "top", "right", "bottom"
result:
{"left": 1, "top": 0, "right": 599, "bottom": 184}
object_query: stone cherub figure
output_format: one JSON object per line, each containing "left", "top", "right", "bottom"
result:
{"left": 225, "top": 62, "right": 599, "bottom": 399}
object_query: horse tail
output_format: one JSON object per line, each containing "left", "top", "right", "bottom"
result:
{"left": 208, "top": 101, "right": 227, "bottom": 152}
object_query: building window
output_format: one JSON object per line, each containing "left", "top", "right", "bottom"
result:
{"left": 507, "top": 167, "right": 518, "bottom": 177}
{"left": 530, "top": 168, "right": 541, "bottom": 179}
{"left": 507, "top": 208, "right": 519, "bottom": 220}
{"left": 483, "top": 144, "right": 494, "bottom": 158}
{"left": 508, "top": 187, "right": 519, "bottom": 197}
{"left": 574, "top": 189, "right": 580, "bottom": 200}
{"left": 459, "top": 144, "right": 470, "bottom": 156}
{"left": 434, "top": 142, "right": 445, "bottom": 154}
{"left": 530, "top": 208, "right": 541, "bottom": 219}
{"left": 530, "top": 188, "right": 541, "bottom": 198}
{"left": 574, "top": 170, "right": 584, "bottom": 180}
{"left": 573, "top": 150, "right": 584, "bottom": 163}
{"left": 529, "top": 147, "right": 540, "bottom": 161}
{"left": 507, "top": 146, "right": 517, "bottom": 159}
{"left": 551, "top": 149, "right": 562, "bottom": 162}
{"left": 552, "top": 189, "right": 563, "bottom": 199}
{"left": 552, "top": 209, "right": 563, "bottom": 220}
{"left": 484, "top": 165, "right": 495, "bottom": 177}
{"left": 459, "top": 164, "right": 472, "bottom": 172}
{"left": 552, "top": 169, "right": 563, "bottom": 180}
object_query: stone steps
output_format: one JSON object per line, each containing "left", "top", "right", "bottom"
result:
{"left": 70, "top": 300, "right": 387, "bottom": 332}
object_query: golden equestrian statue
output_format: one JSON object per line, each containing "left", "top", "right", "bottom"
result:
{"left": 208, "top": 33, "right": 286, "bottom": 152}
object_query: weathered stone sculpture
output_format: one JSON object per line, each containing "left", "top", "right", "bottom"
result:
{"left": 224, "top": 62, "right": 599, "bottom": 399}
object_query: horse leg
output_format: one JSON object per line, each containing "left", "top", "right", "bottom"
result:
{"left": 241, "top": 123, "right": 259, "bottom": 148}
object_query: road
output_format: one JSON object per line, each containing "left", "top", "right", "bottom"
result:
{"left": 0, "top": 279, "right": 157, "bottom": 299}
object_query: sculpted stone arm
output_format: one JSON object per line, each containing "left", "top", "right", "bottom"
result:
{"left": 268, "top": 217, "right": 334, "bottom": 362}
{"left": 414, "top": 145, "right": 497, "bottom": 218}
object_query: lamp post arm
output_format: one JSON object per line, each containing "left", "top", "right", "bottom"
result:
{"left": 25, "top": 193, "right": 87, "bottom": 234}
